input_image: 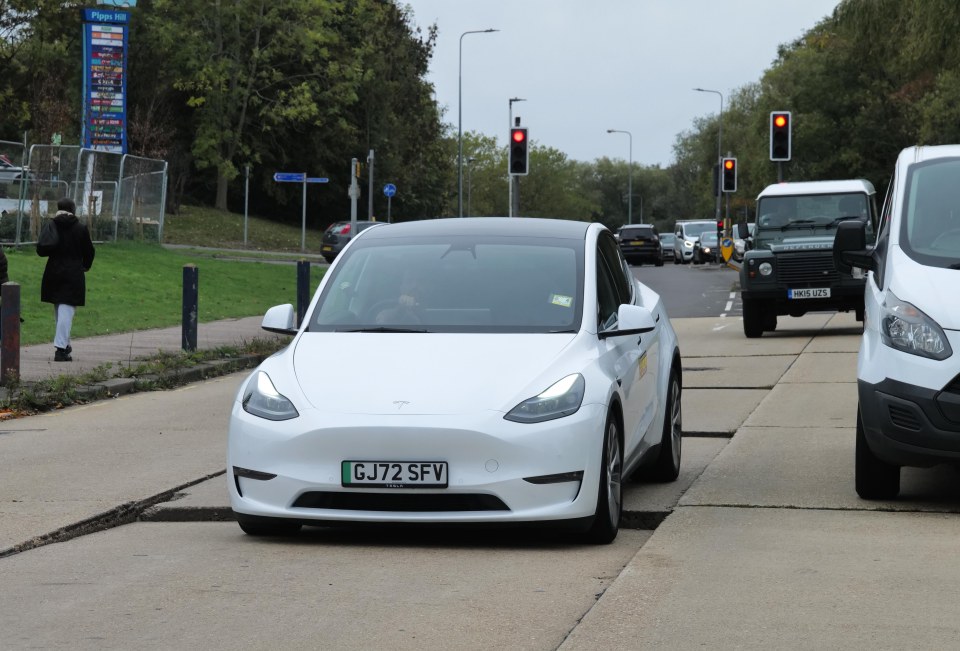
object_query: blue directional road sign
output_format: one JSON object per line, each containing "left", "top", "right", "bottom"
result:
{"left": 306, "top": 177, "right": 329, "bottom": 184}
{"left": 383, "top": 183, "right": 397, "bottom": 197}
{"left": 273, "top": 172, "right": 305, "bottom": 183}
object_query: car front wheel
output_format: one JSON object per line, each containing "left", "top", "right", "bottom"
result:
{"left": 583, "top": 413, "right": 622, "bottom": 544}
{"left": 855, "top": 408, "right": 900, "bottom": 499}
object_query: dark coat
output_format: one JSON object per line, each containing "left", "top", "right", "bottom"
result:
{"left": 0, "top": 246, "right": 7, "bottom": 285}
{"left": 39, "top": 211, "right": 95, "bottom": 306}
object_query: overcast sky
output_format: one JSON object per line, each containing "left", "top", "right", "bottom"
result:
{"left": 403, "top": 0, "right": 840, "bottom": 167}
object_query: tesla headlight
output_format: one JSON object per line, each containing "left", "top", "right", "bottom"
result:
{"left": 880, "top": 292, "right": 952, "bottom": 360}
{"left": 758, "top": 262, "right": 773, "bottom": 276}
{"left": 505, "top": 374, "right": 585, "bottom": 423}
{"left": 242, "top": 371, "right": 300, "bottom": 420}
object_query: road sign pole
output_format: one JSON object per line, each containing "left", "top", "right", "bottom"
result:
{"left": 349, "top": 158, "right": 359, "bottom": 236}
{"left": 301, "top": 177, "right": 307, "bottom": 252}
{"left": 388, "top": 196, "right": 392, "bottom": 223}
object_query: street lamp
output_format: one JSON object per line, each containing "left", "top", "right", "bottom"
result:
{"left": 467, "top": 157, "right": 476, "bottom": 217}
{"left": 606, "top": 129, "right": 634, "bottom": 224}
{"left": 508, "top": 97, "right": 526, "bottom": 217}
{"left": 458, "top": 28, "right": 498, "bottom": 218}
{"left": 693, "top": 87, "right": 723, "bottom": 225}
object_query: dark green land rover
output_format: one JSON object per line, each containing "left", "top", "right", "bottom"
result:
{"left": 738, "top": 180, "right": 878, "bottom": 338}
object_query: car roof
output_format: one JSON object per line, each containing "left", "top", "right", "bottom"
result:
{"left": 757, "top": 179, "right": 875, "bottom": 199}
{"left": 359, "top": 217, "right": 592, "bottom": 242}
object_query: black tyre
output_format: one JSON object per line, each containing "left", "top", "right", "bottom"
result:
{"left": 584, "top": 413, "right": 622, "bottom": 544}
{"left": 651, "top": 369, "right": 682, "bottom": 482}
{"left": 855, "top": 409, "right": 900, "bottom": 499}
{"left": 742, "top": 299, "right": 764, "bottom": 338}
{"left": 656, "top": 256, "right": 664, "bottom": 267}
{"left": 235, "top": 513, "right": 303, "bottom": 537}
{"left": 763, "top": 313, "right": 778, "bottom": 332}
{"left": 673, "top": 254, "right": 680, "bottom": 265}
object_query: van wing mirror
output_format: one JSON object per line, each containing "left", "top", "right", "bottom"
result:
{"left": 737, "top": 222, "right": 750, "bottom": 239}
{"left": 833, "top": 220, "right": 874, "bottom": 275}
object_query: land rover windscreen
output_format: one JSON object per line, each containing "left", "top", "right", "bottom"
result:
{"left": 739, "top": 180, "right": 877, "bottom": 338}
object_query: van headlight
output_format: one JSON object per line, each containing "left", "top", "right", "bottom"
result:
{"left": 880, "top": 292, "right": 952, "bottom": 360}
{"left": 758, "top": 262, "right": 773, "bottom": 276}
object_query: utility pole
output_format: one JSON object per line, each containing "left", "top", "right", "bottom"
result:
{"left": 367, "top": 149, "right": 374, "bottom": 219}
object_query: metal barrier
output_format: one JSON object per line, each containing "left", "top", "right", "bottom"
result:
{"left": 0, "top": 141, "right": 167, "bottom": 245}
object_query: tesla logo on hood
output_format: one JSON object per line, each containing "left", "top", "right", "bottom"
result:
{"left": 393, "top": 400, "right": 410, "bottom": 410}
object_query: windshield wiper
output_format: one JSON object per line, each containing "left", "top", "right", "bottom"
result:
{"left": 780, "top": 219, "right": 818, "bottom": 231}
{"left": 337, "top": 327, "right": 430, "bottom": 333}
{"left": 825, "top": 215, "right": 864, "bottom": 229}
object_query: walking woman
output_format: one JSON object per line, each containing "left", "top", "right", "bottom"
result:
{"left": 37, "top": 198, "right": 95, "bottom": 362}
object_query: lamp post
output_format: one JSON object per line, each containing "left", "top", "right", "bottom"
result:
{"left": 458, "top": 28, "right": 498, "bottom": 218}
{"left": 693, "top": 87, "right": 723, "bottom": 226}
{"left": 606, "top": 129, "right": 633, "bottom": 224}
{"left": 508, "top": 97, "right": 526, "bottom": 217}
{"left": 467, "top": 157, "right": 476, "bottom": 217}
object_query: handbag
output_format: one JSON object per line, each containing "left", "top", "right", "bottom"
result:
{"left": 37, "top": 219, "right": 60, "bottom": 256}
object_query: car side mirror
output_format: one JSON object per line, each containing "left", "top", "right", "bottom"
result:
{"left": 833, "top": 220, "right": 874, "bottom": 275}
{"left": 737, "top": 222, "right": 750, "bottom": 239}
{"left": 599, "top": 304, "right": 656, "bottom": 339}
{"left": 262, "top": 303, "right": 298, "bottom": 335}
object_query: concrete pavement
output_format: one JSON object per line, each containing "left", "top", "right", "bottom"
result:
{"left": 5, "top": 309, "right": 960, "bottom": 648}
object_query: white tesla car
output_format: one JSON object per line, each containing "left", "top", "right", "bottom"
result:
{"left": 228, "top": 217, "right": 682, "bottom": 543}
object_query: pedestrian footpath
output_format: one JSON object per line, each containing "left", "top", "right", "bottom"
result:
{"left": 17, "top": 315, "right": 284, "bottom": 383}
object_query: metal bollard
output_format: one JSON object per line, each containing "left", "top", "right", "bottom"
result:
{"left": 0, "top": 282, "right": 20, "bottom": 385}
{"left": 296, "top": 260, "right": 310, "bottom": 327}
{"left": 182, "top": 264, "right": 198, "bottom": 352}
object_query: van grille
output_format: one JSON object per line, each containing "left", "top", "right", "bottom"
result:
{"left": 776, "top": 252, "right": 838, "bottom": 286}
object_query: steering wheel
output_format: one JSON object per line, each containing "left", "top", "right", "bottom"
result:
{"left": 364, "top": 298, "right": 421, "bottom": 325}
{"left": 929, "top": 228, "right": 960, "bottom": 250}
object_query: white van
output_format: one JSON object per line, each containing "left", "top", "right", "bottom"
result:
{"left": 673, "top": 219, "right": 716, "bottom": 264}
{"left": 834, "top": 145, "right": 960, "bottom": 499}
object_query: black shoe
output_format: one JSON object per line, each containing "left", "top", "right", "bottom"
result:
{"left": 65, "top": 345, "right": 72, "bottom": 355}
{"left": 54, "top": 347, "right": 72, "bottom": 362}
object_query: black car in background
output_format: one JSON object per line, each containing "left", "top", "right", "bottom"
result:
{"left": 693, "top": 231, "right": 719, "bottom": 264}
{"left": 617, "top": 224, "right": 663, "bottom": 266}
{"left": 321, "top": 220, "right": 380, "bottom": 263}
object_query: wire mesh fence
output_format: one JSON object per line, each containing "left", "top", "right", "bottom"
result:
{"left": 0, "top": 140, "right": 167, "bottom": 245}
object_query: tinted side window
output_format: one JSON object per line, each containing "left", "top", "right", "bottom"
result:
{"left": 598, "top": 233, "right": 631, "bottom": 305}
{"left": 596, "top": 256, "right": 621, "bottom": 331}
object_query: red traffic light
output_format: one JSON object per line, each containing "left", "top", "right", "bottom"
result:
{"left": 512, "top": 129, "right": 526, "bottom": 143}
{"left": 774, "top": 114, "right": 787, "bottom": 128}
{"left": 724, "top": 159, "right": 735, "bottom": 170}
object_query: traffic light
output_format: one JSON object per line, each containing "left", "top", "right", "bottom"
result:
{"left": 770, "top": 111, "right": 792, "bottom": 161}
{"left": 721, "top": 157, "right": 737, "bottom": 193}
{"left": 509, "top": 127, "right": 529, "bottom": 176}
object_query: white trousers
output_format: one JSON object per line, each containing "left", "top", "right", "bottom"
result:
{"left": 53, "top": 304, "right": 75, "bottom": 349}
